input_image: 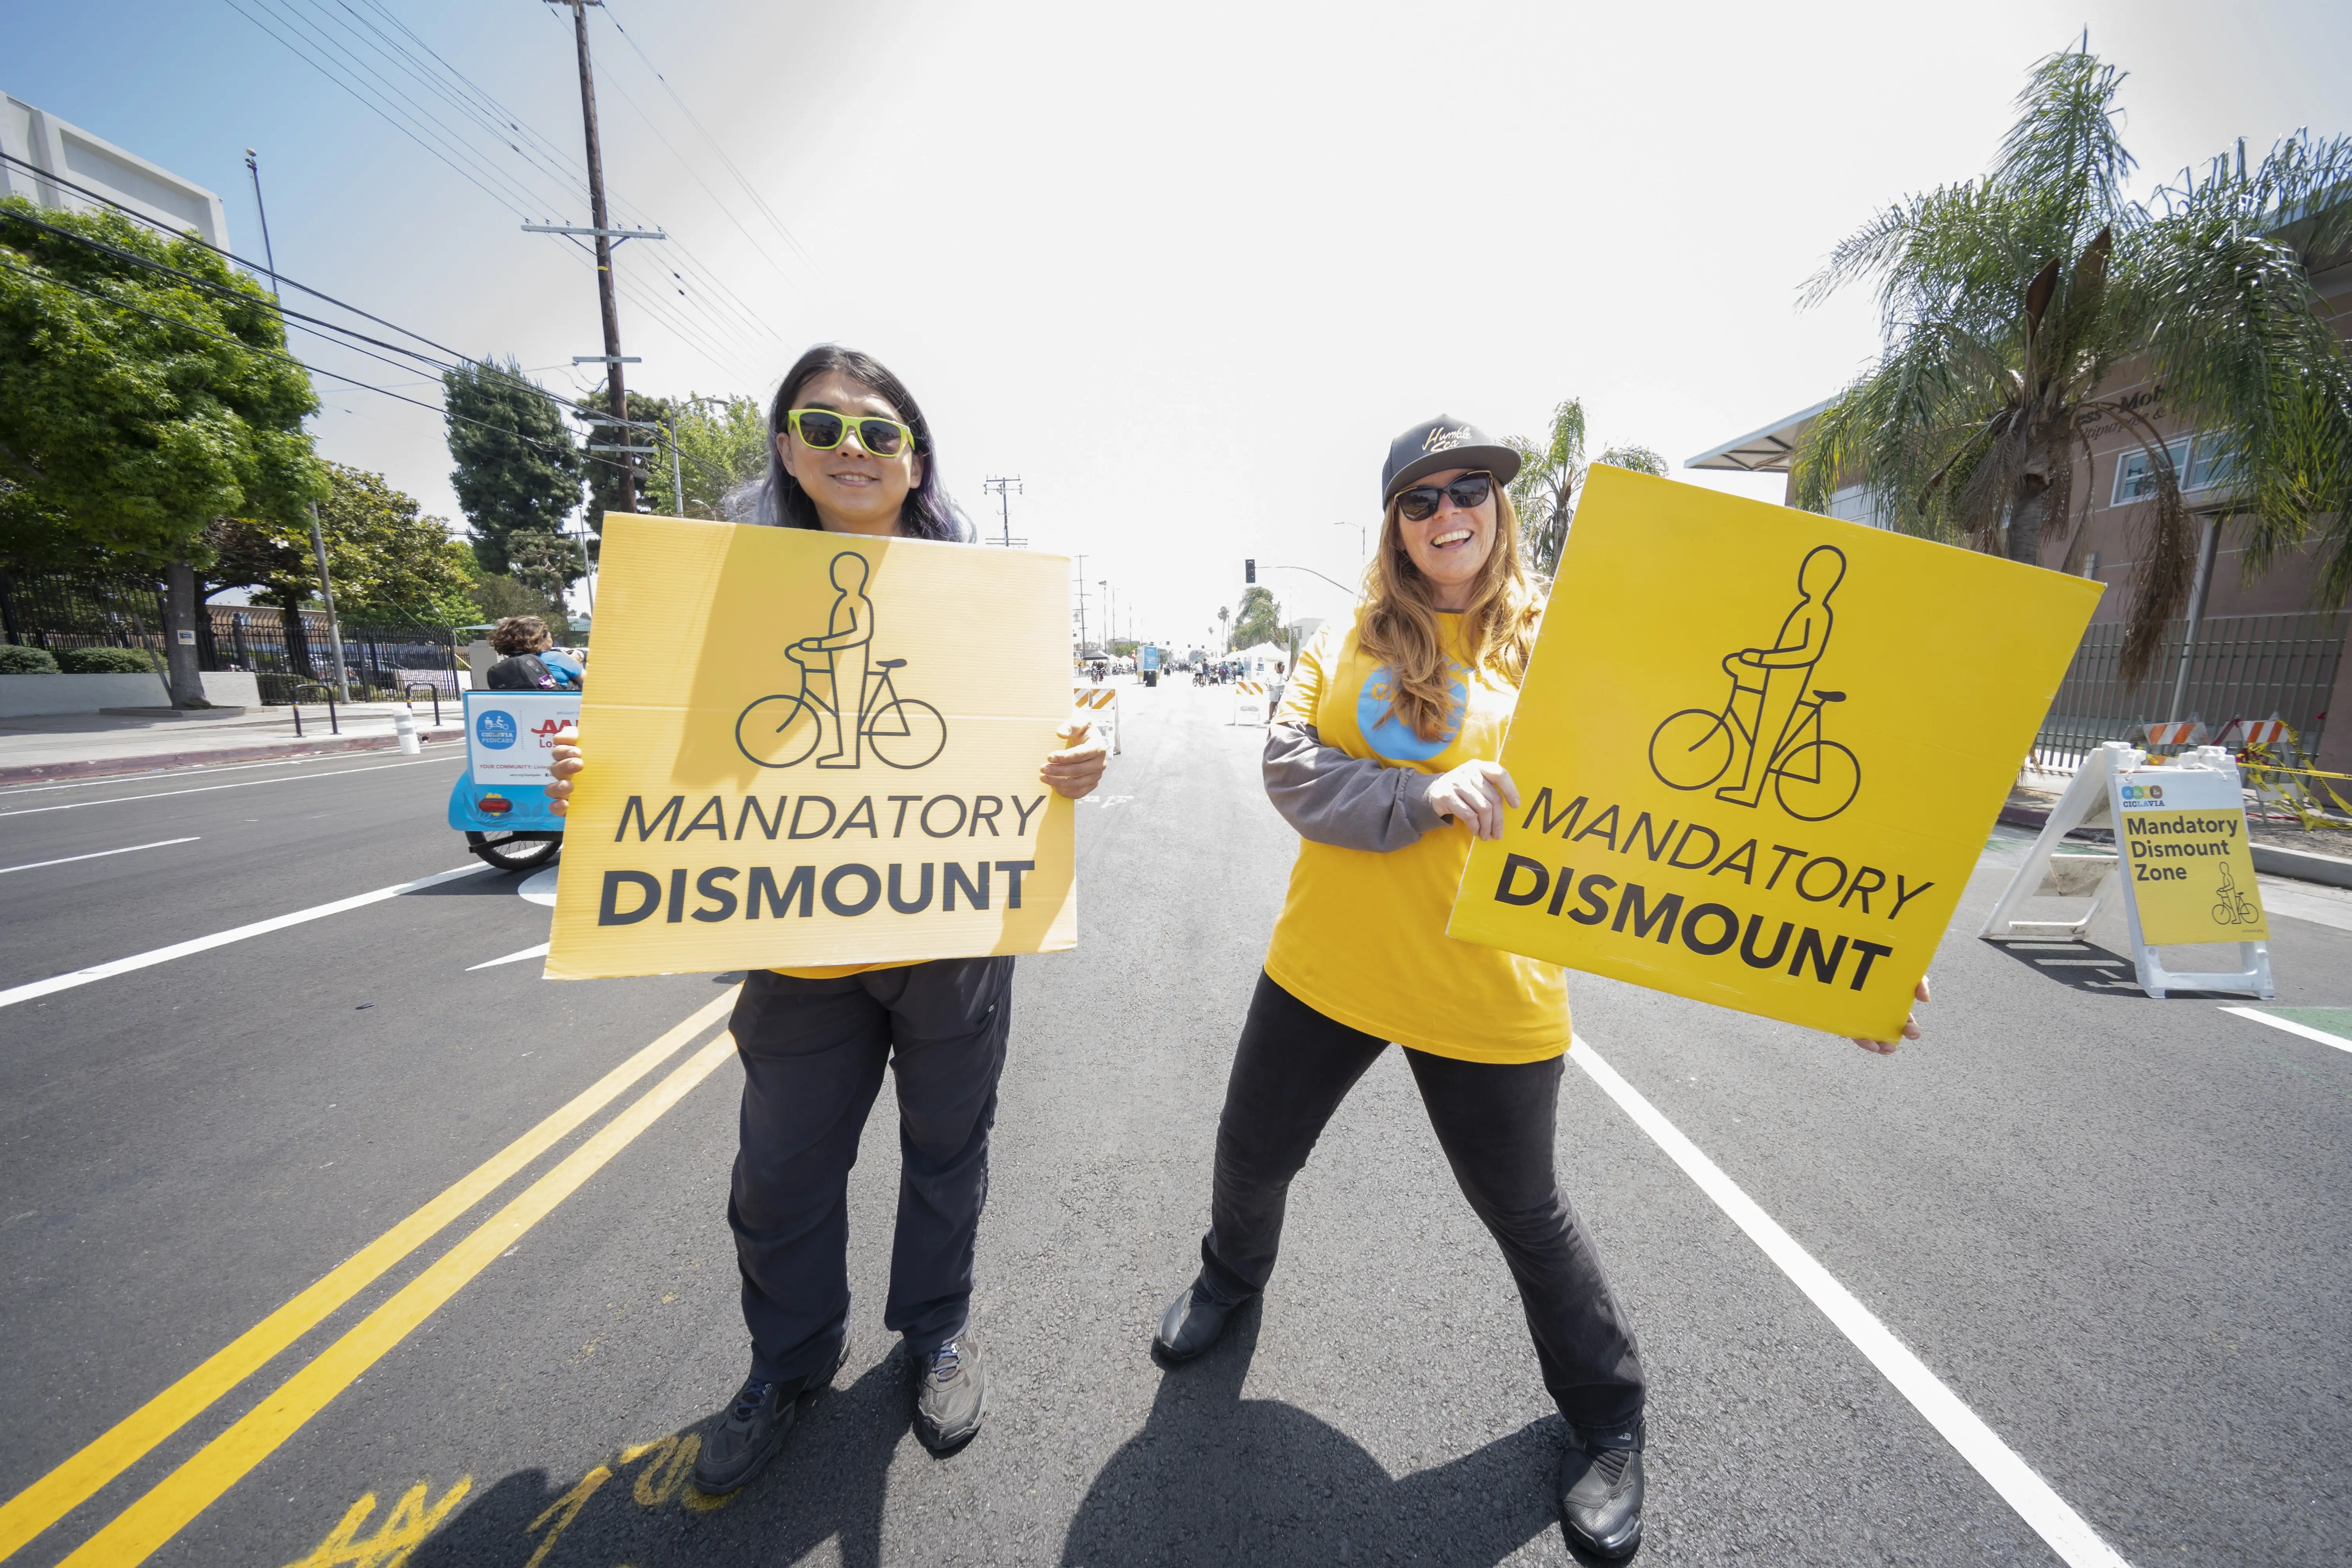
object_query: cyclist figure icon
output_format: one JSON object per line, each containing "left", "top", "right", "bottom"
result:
{"left": 2211, "top": 858, "right": 2261, "bottom": 926}
{"left": 735, "top": 551, "right": 948, "bottom": 770}
{"left": 1648, "top": 543, "right": 1862, "bottom": 822}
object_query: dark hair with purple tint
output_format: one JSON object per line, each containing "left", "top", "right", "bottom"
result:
{"left": 750, "top": 345, "right": 968, "bottom": 542}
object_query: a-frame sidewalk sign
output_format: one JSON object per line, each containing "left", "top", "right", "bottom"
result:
{"left": 1980, "top": 740, "right": 2274, "bottom": 1000}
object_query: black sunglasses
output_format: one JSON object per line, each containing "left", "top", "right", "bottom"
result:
{"left": 1395, "top": 470, "right": 1494, "bottom": 523}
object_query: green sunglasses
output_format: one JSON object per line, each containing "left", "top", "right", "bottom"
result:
{"left": 786, "top": 407, "right": 916, "bottom": 457}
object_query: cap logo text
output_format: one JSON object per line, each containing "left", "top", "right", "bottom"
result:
{"left": 1422, "top": 425, "right": 1472, "bottom": 454}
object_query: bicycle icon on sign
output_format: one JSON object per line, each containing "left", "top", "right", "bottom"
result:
{"left": 733, "top": 552, "right": 948, "bottom": 770}
{"left": 1647, "top": 544, "right": 1861, "bottom": 823}
{"left": 2212, "top": 860, "right": 2260, "bottom": 926}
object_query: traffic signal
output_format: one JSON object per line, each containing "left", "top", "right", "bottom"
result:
{"left": 1245, "top": 559, "right": 1256, "bottom": 584}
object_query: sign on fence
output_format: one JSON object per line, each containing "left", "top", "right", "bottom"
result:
{"left": 547, "top": 517, "right": 1079, "bottom": 979}
{"left": 1445, "top": 466, "right": 2102, "bottom": 1041}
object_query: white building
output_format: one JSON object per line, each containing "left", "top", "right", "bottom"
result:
{"left": 1, "top": 92, "right": 229, "bottom": 247}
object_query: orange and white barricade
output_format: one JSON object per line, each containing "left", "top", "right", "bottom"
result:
{"left": 1073, "top": 683, "right": 1120, "bottom": 754}
{"left": 2216, "top": 717, "right": 2294, "bottom": 750}
{"left": 1231, "top": 679, "right": 1268, "bottom": 726}
{"left": 2143, "top": 719, "right": 2209, "bottom": 749}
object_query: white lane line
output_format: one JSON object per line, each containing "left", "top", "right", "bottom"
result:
{"left": 0, "top": 756, "right": 459, "bottom": 818}
{"left": 2218, "top": 1006, "right": 2352, "bottom": 1055}
{"left": 0, "top": 863, "right": 491, "bottom": 1011}
{"left": 468, "top": 942, "right": 550, "bottom": 971}
{"left": 0, "top": 837, "right": 200, "bottom": 876}
{"left": 0, "top": 748, "right": 444, "bottom": 799}
{"left": 1568, "top": 1036, "right": 2132, "bottom": 1568}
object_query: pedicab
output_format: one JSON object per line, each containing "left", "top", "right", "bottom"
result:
{"left": 446, "top": 688, "right": 580, "bottom": 871}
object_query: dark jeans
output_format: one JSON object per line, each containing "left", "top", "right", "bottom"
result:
{"left": 727, "top": 956, "right": 1013, "bottom": 1387}
{"left": 1200, "top": 972, "right": 1647, "bottom": 1444}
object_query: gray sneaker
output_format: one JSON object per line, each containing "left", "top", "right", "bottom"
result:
{"left": 911, "top": 1334, "right": 988, "bottom": 1453}
{"left": 691, "top": 1338, "right": 849, "bottom": 1496}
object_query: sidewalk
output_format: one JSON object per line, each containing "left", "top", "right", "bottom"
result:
{"left": 0, "top": 703, "right": 465, "bottom": 784}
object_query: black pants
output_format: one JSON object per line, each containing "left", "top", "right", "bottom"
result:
{"left": 726, "top": 956, "right": 1013, "bottom": 1386}
{"left": 1200, "top": 972, "right": 1646, "bottom": 1443}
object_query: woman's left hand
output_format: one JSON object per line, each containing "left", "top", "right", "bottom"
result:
{"left": 1042, "top": 721, "right": 1109, "bottom": 800}
{"left": 1849, "top": 976, "right": 1930, "bottom": 1054}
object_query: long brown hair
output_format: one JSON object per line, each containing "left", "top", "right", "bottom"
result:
{"left": 1357, "top": 482, "right": 1543, "bottom": 741}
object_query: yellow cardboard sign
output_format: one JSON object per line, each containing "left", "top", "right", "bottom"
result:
{"left": 2112, "top": 766, "right": 2269, "bottom": 943}
{"left": 546, "top": 517, "right": 1077, "bottom": 978}
{"left": 1446, "top": 468, "right": 2101, "bottom": 1039}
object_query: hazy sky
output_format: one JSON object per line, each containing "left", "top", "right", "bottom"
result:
{"left": 12, "top": 0, "right": 2352, "bottom": 646}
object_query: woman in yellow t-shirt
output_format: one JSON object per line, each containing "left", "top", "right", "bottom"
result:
{"left": 1152, "top": 416, "right": 1920, "bottom": 1561}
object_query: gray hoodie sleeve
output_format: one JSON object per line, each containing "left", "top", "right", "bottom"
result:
{"left": 1262, "top": 720, "right": 1449, "bottom": 852}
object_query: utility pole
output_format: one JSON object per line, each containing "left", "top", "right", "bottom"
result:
{"left": 1073, "top": 554, "right": 1089, "bottom": 657}
{"left": 246, "top": 148, "right": 347, "bottom": 701}
{"left": 982, "top": 476, "right": 1024, "bottom": 547}
{"left": 540, "top": 0, "right": 646, "bottom": 514}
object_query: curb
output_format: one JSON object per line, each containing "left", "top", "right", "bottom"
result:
{"left": 2001, "top": 800, "right": 2352, "bottom": 889}
{"left": 2250, "top": 842, "right": 2352, "bottom": 890}
{"left": 0, "top": 727, "right": 465, "bottom": 785}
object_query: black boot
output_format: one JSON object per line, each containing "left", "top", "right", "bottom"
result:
{"left": 691, "top": 1338, "right": 849, "bottom": 1496}
{"left": 1152, "top": 1278, "right": 1252, "bottom": 1362}
{"left": 1558, "top": 1426, "right": 1644, "bottom": 1560}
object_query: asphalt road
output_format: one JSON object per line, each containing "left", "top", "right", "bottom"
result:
{"left": 2, "top": 685, "right": 2348, "bottom": 1567}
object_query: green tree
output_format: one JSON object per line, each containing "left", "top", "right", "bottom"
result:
{"left": 1793, "top": 44, "right": 2352, "bottom": 675}
{"left": 504, "top": 530, "right": 582, "bottom": 637}
{"left": 1507, "top": 399, "right": 1670, "bottom": 577}
{"left": 1217, "top": 604, "right": 1230, "bottom": 649}
{"left": 443, "top": 358, "right": 581, "bottom": 575}
{"left": 1232, "top": 584, "right": 1283, "bottom": 648}
{"left": 470, "top": 570, "right": 563, "bottom": 629}
{"left": 575, "top": 384, "right": 674, "bottom": 540}
{"left": 314, "top": 463, "right": 477, "bottom": 626}
{"left": 0, "top": 197, "right": 320, "bottom": 702}
{"left": 644, "top": 394, "right": 769, "bottom": 519}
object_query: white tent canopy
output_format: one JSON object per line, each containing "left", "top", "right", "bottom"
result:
{"left": 1232, "top": 642, "right": 1289, "bottom": 669}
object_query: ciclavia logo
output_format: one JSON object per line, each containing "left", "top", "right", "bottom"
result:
{"left": 735, "top": 551, "right": 948, "bottom": 771}
{"left": 475, "top": 710, "right": 518, "bottom": 750}
{"left": 2119, "top": 783, "right": 2167, "bottom": 804}
{"left": 1648, "top": 544, "right": 1860, "bottom": 822}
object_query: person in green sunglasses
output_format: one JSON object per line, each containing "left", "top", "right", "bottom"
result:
{"left": 546, "top": 344, "right": 1107, "bottom": 1495}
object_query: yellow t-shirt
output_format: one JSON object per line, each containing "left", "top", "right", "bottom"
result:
{"left": 1262, "top": 610, "right": 1571, "bottom": 1063}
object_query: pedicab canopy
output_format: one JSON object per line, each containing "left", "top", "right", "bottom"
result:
{"left": 1446, "top": 466, "right": 2102, "bottom": 1042}
{"left": 547, "top": 516, "right": 1078, "bottom": 978}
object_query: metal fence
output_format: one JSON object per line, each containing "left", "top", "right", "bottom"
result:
{"left": 2, "top": 571, "right": 465, "bottom": 704}
{"left": 2031, "top": 609, "right": 2348, "bottom": 770}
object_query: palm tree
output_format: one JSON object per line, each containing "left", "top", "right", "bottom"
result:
{"left": 1792, "top": 42, "right": 2352, "bottom": 676}
{"left": 1508, "top": 399, "right": 1668, "bottom": 577}
{"left": 1217, "top": 604, "right": 1230, "bottom": 650}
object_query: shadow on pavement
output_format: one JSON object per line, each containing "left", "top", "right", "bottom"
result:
{"left": 408, "top": 1354, "right": 907, "bottom": 1568}
{"left": 1058, "top": 1305, "right": 1566, "bottom": 1567}
{"left": 1982, "top": 937, "right": 2245, "bottom": 1001}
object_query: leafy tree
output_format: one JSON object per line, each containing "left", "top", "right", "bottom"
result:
{"left": 1507, "top": 399, "right": 1670, "bottom": 577}
{"left": 1793, "top": 43, "right": 2352, "bottom": 675}
{"left": 315, "top": 464, "right": 477, "bottom": 626}
{"left": 644, "top": 394, "right": 770, "bottom": 519}
{"left": 1216, "top": 604, "right": 1231, "bottom": 650}
{"left": 575, "top": 384, "right": 674, "bottom": 540}
{"left": 470, "top": 570, "right": 563, "bottom": 630}
{"left": 1233, "top": 584, "right": 1283, "bottom": 648}
{"left": 505, "top": 530, "right": 582, "bottom": 635}
{"left": 0, "top": 197, "right": 320, "bottom": 702}
{"left": 443, "top": 358, "right": 581, "bottom": 574}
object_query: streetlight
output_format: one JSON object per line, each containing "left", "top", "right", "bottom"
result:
{"left": 1335, "top": 518, "right": 1367, "bottom": 565}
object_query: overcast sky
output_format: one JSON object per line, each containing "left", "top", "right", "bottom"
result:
{"left": 13, "top": 0, "right": 2352, "bottom": 646}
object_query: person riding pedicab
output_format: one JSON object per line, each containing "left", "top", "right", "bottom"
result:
{"left": 545, "top": 346, "right": 1109, "bottom": 1495}
{"left": 1147, "top": 416, "right": 1927, "bottom": 1560}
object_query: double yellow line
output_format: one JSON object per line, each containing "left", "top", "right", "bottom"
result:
{"left": 0, "top": 988, "right": 744, "bottom": 1567}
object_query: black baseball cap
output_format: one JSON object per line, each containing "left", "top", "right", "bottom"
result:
{"left": 1381, "top": 416, "right": 1521, "bottom": 505}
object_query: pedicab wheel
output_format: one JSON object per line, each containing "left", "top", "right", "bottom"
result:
{"left": 467, "top": 830, "right": 561, "bottom": 872}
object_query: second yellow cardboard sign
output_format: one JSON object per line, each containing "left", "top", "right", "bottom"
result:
{"left": 1446, "top": 468, "right": 2102, "bottom": 1040}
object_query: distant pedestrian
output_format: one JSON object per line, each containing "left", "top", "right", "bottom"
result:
{"left": 545, "top": 345, "right": 1108, "bottom": 1495}
{"left": 1149, "top": 416, "right": 1927, "bottom": 1559}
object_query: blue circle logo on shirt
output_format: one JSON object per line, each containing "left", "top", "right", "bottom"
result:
{"left": 475, "top": 710, "right": 519, "bottom": 750}
{"left": 1357, "top": 664, "right": 1466, "bottom": 761}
